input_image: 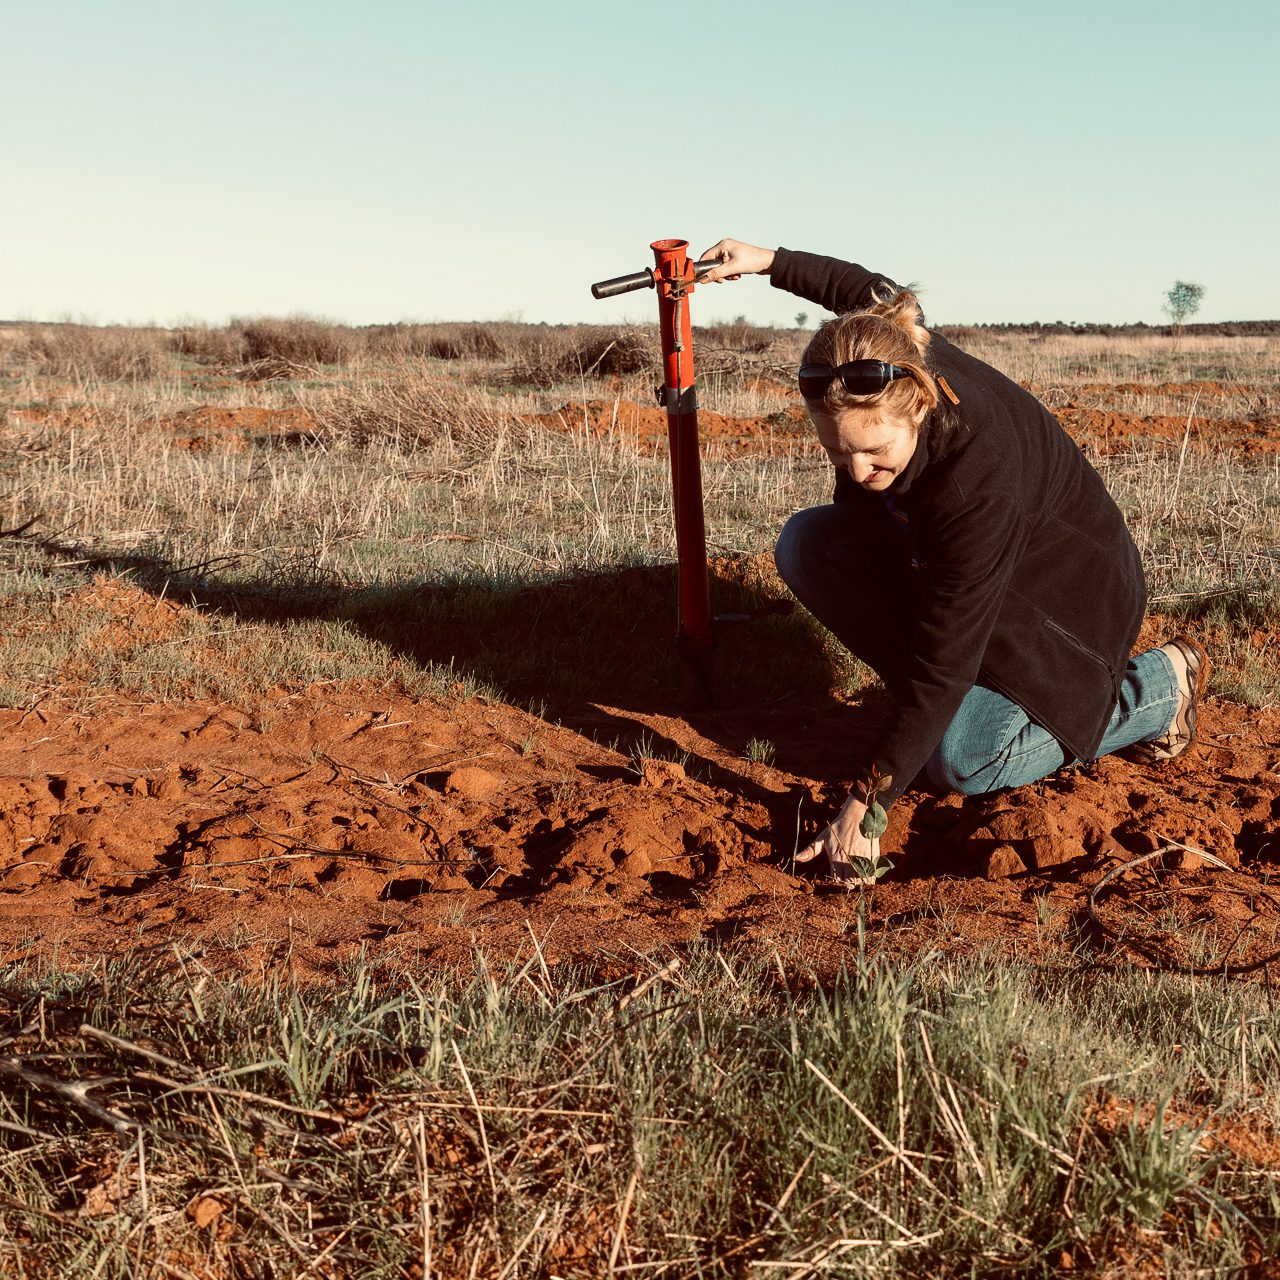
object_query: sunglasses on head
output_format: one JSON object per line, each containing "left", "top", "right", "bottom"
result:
{"left": 797, "top": 360, "right": 912, "bottom": 400}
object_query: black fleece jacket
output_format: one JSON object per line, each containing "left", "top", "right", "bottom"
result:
{"left": 771, "top": 248, "right": 1147, "bottom": 805}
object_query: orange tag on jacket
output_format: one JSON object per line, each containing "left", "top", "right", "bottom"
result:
{"left": 938, "top": 375, "right": 960, "bottom": 405}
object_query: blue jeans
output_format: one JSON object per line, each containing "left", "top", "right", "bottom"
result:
{"left": 775, "top": 503, "right": 1178, "bottom": 796}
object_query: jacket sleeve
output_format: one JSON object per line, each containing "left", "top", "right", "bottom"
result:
{"left": 863, "top": 480, "right": 1032, "bottom": 806}
{"left": 769, "top": 248, "right": 900, "bottom": 315}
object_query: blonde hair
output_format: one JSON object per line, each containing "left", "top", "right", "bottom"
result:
{"left": 801, "top": 287, "right": 944, "bottom": 425}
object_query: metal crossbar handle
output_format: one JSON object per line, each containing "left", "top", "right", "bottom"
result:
{"left": 590, "top": 258, "right": 719, "bottom": 300}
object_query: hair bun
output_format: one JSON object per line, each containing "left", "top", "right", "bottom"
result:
{"left": 870, "top": 288, "right": 930, "bottom": 354}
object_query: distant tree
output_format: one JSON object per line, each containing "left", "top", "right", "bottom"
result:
{"left": 1162, "top": 280, "right": 1205, "bottom": 334}
{"left": 795, "top": 311, "right": 809, "bottom": 329}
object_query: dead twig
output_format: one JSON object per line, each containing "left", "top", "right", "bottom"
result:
{"left": 1087, "top": 841, "right": 1280, "bottom": 976}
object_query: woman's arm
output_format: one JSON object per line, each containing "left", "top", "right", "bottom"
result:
{"left": 770, "top": 249, "right": 900, "bottom": 315}
{"left": 698, "top": 240, "right": 900, "bottom": 315}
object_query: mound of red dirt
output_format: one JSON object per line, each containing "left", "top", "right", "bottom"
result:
{"left": 164, "top": 405, "right": 318, "bottom": 451}
{"left": 1056, "top": 405, "right": 1280, "bottom": 456}
{"left": 1047, "top": 379, "right": 1280, "bottom": 455}
{"left": 2, "top": 673, "right": 1276, "bottom": 981}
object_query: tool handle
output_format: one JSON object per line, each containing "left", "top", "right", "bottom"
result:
{"left": 591, "top": 268, "right": 655, "bottom": 299}
{"left": 590, "top": 259, "right": 721, "bottom": 299}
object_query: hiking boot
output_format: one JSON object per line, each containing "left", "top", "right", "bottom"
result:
{"left": 1127, "top": 636, "right": 1210, "bottom": 764}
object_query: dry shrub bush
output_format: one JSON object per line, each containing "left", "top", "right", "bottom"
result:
{"left": 696, "top": 318, "right": 786, "bottom": 354}
{"left": 305, "top": 363, "right": 528, "bottom": 457}
{"left": 16, "top": 323, "right": 170, "bottom": 381}
{"left": 170, "top": 324, "right": 248, "bottom": 367}
{"left": 234, "top": 318, "right": 365, "bottom": 367}
{"left": 511, "top": 325, "right": 658, "bottom": 388}
{"left": 169, "top": 319, "right": 365, "bottom": 371}
{"left": 362, "top": 322, "right": 532, "bottom": 362}
{"left": 695, "top": 347, "right": 797, "bottom": 382}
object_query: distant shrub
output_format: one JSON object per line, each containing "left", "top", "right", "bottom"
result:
{"left": 170, "top": 324, "right": 248, "bottom": 366}
{"left": 697, "top": 316, "right": 782, "bottom": 353}
{"left": 511, "top": 326, "right": 657, "bottom": 388}
{"left": 15, "top": 324, "right": 170, "bottom": 380}
{"left": 364, "top": 323, "right": 514, "bottom": 362}
{"left": 232, "top": 318, "right": 364, "bottom": 367}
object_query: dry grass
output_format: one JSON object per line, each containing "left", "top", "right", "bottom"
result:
{"left": 235, "top": 317, "right": 365, "bottom": 367}
{"left": 946, "top": 330, "right": 1280, "bottom": 392}
{"left": 3, "top": 948, "right": 1279, "bottom": 1278}
{"left": 0, "top": 320, "right": 1276, "bottom": 708}
{"left": 364, "top": 321, "right": 513, "bottom": 361}
{"left": 14, "top": 323, "right": 170, "bottom": 381}
{"left": 305, "top": 363, "right": 534, "bottom": 453}
{"left": 2, "top": 320, "right": 1280, "bottom": 1276}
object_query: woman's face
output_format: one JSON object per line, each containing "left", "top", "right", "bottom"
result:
{"left": 809, "top": 404, "right": 924, "bottom": 492}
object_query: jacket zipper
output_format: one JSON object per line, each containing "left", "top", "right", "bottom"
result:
{"left": 1043, "top": 617, "right": 1123, "bottom": 702}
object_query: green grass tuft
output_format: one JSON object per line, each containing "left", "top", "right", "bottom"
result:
{"left": 2, "top": 947, "right": 1278, "bottom": 1276}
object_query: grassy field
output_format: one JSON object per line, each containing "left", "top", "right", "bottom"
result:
{"left": 1, "top": 316, "right": 1279, "bottom": 1277}
{"left": 6, "top": 945, "right": 1280, "bottom": 1278}
{"left": 1, "top": 321, "right": 1277, "bottom": 708}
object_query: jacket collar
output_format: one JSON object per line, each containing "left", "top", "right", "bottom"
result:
{"left": 886, "top": 416, "right": 933, "bottom": 497}
{"left": 886, "top": 401, "right": 971, "bottom": 498}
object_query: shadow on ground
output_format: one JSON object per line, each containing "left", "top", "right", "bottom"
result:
{"left": 17, "top": 529, "right": 892, "bottom": 795}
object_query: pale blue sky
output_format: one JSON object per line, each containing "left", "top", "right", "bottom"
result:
{"left": 5, "top": 0, "right": 1276, "bottom": 327}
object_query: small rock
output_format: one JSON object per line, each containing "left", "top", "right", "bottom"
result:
{"left": 1025, "top": 836, "right": 1080, "bottom": 870}
{"left": 444, "top": 767, "right": 501, "bottom": 800}
{"left": 988, "top": 807, "right": 1054, "bottom": 843}
{"left": 151, "top": 769, "right": 186, "bottom": 802}
{"left": 639, "top": 758, "right": 686, "bottom": 788}
{"left": 187, "top": 1194, "right": 228, "bottom": 1230}
{"left": 2, "top": 863, "right": 44, "bottom": 890}
{"left": 616, "top": 850, "right": 652, "bottom": 878}
{"left": 983, "top": 845, "right": 1027, "bottom": 880}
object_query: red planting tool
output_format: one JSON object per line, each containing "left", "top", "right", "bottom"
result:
{"left": 591, "top": 239, "right": 717, "bottom": 696}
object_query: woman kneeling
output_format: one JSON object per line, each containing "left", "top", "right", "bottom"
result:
{"left": 701, "top": 239, "right": 1209, "bottom": 882}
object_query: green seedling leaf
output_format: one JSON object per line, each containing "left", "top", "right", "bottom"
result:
{"left": 846, "top": 855, "right": 893, "bottom": 884}
{"left": 860, "top": 801, "right": 888, "bottom": 842}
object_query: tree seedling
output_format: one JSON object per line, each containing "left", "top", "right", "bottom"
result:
{"left": 846, "top": 767, "right": 894, "bottom": 885}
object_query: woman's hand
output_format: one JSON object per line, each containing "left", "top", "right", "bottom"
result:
{"left": 794, "top": 795, "right": 877, "bottom": 883}
{"left": 698, "top": 239, "right": 775, "bottom": 283}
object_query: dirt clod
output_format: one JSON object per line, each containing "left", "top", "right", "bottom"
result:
{"left": 0, "top": 675, "right": 1275, "bottom": 980}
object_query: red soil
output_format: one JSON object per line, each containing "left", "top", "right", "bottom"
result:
{"left": 3, "top": 597, "right": 1277, "bottom": 982}
{"left": 165, "top": 405, "right": 318, "bottom": 451}
{"left": 1056, "top": 405, "right": 1280, "bottom": 456}
{"left": 4, "top": 376, "right": 1276, "bottom": 980}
